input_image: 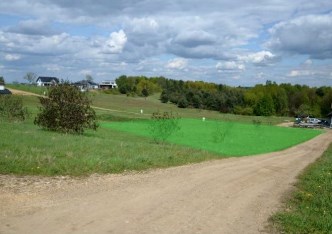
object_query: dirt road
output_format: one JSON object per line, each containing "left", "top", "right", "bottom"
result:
{"left": 1, "top": 131, "right": 331, "bottom": 234}
{"left": 7, "top": 88, "right": 44, "bottom": 97}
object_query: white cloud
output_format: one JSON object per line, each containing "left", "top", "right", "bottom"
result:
{"left": 166, "top": 58, "right": 188, "bottom": 70}
{"left": 103, "top": 30, "right": 127, "bottom": 54}
{"left": 216, "top": 61, "right": 245, "bottom": 71}
{"left": 0, "top": 31, "right": 79, "bottom": 55}
{"left": 287, "top": 69, "right": 326, "bottom": 77}
{"left": 0, "top": 0, "right": 332, "bottom": 86}
{"left": 130, "top": 17, "right": 159, "bottom": 33}
{"left": 4, "top": 54, "right": 21, "bottom": 61}
{"left": 303, "top": 59, "right": 313, "bottom": 66}
{"left": 79, "top": 69, "right": 92, "bottom": 75}
{"left": 45, "top": 64, "right": 61, "bottom": 71}
{"left": 267, "top": 14, "right": 332, "bottom": 59}
{"left": 240, "top": 51, "right": 278, "bottom": 66}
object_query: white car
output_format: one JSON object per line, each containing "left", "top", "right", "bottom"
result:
{"left": 308, "top": 118, "right": 321, "bottom": 124}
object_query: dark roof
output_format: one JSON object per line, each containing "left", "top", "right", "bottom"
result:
{"left": 0, "top": 89, "right": 12, "bottom": 95}
{"left": 37, "top": 76, "right": 60, "bottom": 83}
{"left": 328, "top": 112, "right": 332, "bottom": 117}
{"left": 73, "top": 80, "right": 98, "bottom": 86}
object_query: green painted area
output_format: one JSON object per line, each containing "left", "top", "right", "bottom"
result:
{"left": 102, "top": 118, "right": 322, "bottom": 156}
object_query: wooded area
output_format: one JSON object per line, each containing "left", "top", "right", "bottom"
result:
{"left": 115, "top": 75, "right": 332, "bottom": 117}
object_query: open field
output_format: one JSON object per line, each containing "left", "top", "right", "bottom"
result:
{"left": 0, "top": 86, "right": 322, "bottom": 175}
{"left": 8, "top": 84, "right": 290, "bottom": 124}
{"left": 1, "top": 86, "right": 332, "bottom": 233}
{"left": 1, "top": 130, "right": 331, "bottom": 234}
{"left": 91, "top": 91, "right": 289, "bottom": 125}
{"left": 0, "top": 87, "right": 319, "bottom": 176}
{"left": 103, "top": 118, "right": 321, "bottom": 156}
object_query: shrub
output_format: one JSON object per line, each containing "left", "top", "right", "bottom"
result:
{"left": 141, "top": 88, "right": 149, "bottom": 98}
{"left": 34, "top": 84, "right": 98, "bottom": 134}
{"left": 0, "top": 95, "right": 28, "bottom": 121}
{"left": 177, "top": 97, "right": 189, "bottom": 108}
{"left": 160, "top": 90, "right": 169, "bottom": 103}
{"left": 149, "top": 111, "right": 180, "bottom": 143}
{"left": 254, "top": 94, "right": 275, "bottom": 116}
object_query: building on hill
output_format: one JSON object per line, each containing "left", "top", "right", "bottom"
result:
{"left": 99, "top": 80, "right": 117, "bottom": 89}
{"left": 0, "top": 80, "right": 12, "bottom": 95}
{"left": 36, "top": 76, "right": 60, "bottom": 86}
{"left": 72, "top": 80, "right": 99, "bottom": 92}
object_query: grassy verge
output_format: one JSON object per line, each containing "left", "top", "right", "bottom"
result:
{"left": 102, "top": 119, "right": 321, "bottom": 156}
{"left": 0, "top": 120, "right": 219, "bottom": 176}
{"left": 270, "top": 143, "right": 332, "bottom": 233}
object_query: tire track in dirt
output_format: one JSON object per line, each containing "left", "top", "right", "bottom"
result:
{"left": 1, "top": 130, "right": 331, "bottom": 234}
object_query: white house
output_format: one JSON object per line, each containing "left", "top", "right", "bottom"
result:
{"left": 36, "top": 76, "right": 60, "bottom": 86}
{"left": 72, "top": 80, "right": 99, "bottom": 92}
{"left": 99, "top": 80, "right": 117, "bottom": 89}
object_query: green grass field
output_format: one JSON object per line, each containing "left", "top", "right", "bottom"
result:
{"left": 102, "top": 118, "right": 322, "bottom": 156}
{"left": 0, "top": 119, "right": 219, "bottom": 176}
{"left": 0, "top": 85, "right": 321, "bottom": 176}
{"left": 3, "top": 85, "right": 331, "bottom": 232}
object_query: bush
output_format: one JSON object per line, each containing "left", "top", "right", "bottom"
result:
{"left": 254, "top": 95, "right": 275, "bottom": 116}
{"left": 160, "top": 92, "right": 169, "bottom": 103}
{"left": 177, "top": 97, "right": 189, "bottom": 108}
{"left": 34, "top": 84, "right": 98, "bottom": 134}
{"left": 0, "top": 95, "right": 28, "bottom": 121}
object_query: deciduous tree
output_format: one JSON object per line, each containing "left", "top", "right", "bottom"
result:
{"left": 34, "top": 84, "right": 98, "bottom": 134}
{"left": 24, "top": 72, "right": 37, "bottom": 84}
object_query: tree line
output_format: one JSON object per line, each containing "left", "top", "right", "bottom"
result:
{"left": 116, "top": 76, "right": 332, "bottom": 117}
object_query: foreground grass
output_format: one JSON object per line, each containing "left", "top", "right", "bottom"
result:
{"left": 102, "top": 119, "right": 321, "bottom": 156}
{"left": 0, "top": 120, "right": 219, "bottom": 176}
{"left": 271, "top": 143, "right": 332, "bottom": 233}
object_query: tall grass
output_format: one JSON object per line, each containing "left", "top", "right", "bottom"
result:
{"left": 271, "top": 143, "right": 332, "bottom": 233}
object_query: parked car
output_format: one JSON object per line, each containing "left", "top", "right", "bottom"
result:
{"left": 319, "top": 119, "right": 330, "bottom": 127}
{"left": 308, "top": 118, "right": 321, "bottom": 124}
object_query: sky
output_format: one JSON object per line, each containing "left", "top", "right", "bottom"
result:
{"left": 0, "top": 1, "right": 332, "bottom": 87}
